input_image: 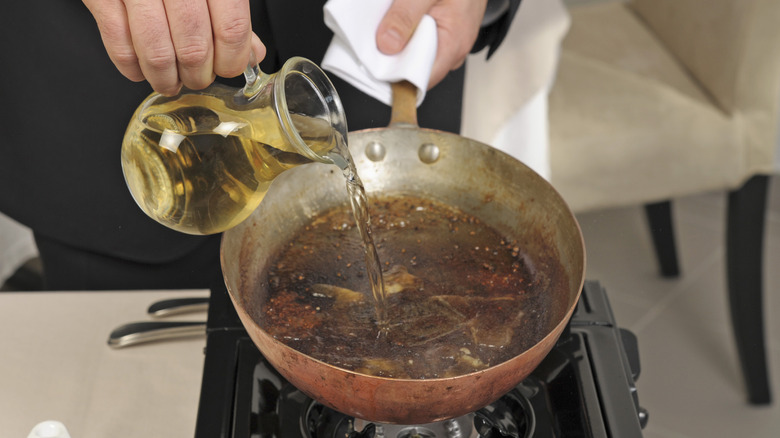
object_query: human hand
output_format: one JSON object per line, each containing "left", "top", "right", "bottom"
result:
{"left": 376, "top": 0, "right": 488, "bottom": 89}
{"left": 83, "top": 0, "right": 266, "bottom": 95}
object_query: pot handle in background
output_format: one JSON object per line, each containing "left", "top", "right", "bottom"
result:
{"left": 390, "top": 81, "right": 418, "bottom": 127}
{"left": 107, "top": 321, "right": 206, "bottom": 348}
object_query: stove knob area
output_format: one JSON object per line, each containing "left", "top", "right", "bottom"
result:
{"left": 27, "top": 421, "right": 71, "bottom": 438}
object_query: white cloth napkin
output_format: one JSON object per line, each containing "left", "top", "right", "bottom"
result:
{"left": 322, "top": 0, "right": 437, "bottom": 106}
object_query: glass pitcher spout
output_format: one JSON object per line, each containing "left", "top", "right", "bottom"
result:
{"left": 120, "top": 57, "right": 348, "bottom": 235}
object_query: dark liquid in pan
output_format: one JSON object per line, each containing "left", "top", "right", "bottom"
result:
{"left": 259, "top": 195, "right": 567, "bottom": 379}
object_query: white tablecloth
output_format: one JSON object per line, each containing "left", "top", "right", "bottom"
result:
{"left": 0, "top": 289, "right": 209, "bottom": 438}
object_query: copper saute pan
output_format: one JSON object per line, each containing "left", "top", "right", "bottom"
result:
{"left": 220, "top": 82, "right": 586, "bottom": 424}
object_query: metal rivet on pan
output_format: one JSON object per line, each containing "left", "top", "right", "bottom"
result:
{"left": 418, "top": 143, "right": 440, "bottom": 164}
{"left": 365, "top": 141, "right": 387, "bottom": 162}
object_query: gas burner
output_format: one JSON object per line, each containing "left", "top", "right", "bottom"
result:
{"left": 473, "top": 387, "right": 534, "bottom": 438}
{"left": 321, "top": 412, "right": 476, "bottom": 438}
{"left": 194, "top": 281, "right": 648, "bottom": 438}
{"left": 241, "top": 352, "right": 536, "bottom": 438}
{"left": 310, "top": 389, "right": 534, "bottom": 438}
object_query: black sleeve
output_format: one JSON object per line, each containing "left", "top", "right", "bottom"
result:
{"left": 471, "top": 0, "right": 523, "bottom": 58}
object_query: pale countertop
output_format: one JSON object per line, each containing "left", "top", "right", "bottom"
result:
{"left": 0, "top": 289, "right": 210, "bottom": 438}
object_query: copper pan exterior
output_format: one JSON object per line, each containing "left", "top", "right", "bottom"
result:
{"left": 220, "top": 83, "right": 586, "bottom": 424}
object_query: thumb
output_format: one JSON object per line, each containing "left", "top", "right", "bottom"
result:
{"left": 250, "top": 33, "right": 267, "bottom": 65}
{"left": 376, "top": 0, "right": 436, "bottom": 55}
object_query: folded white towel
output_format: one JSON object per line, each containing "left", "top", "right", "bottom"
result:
{"left": 322, "top": 0, "right": 437, "bottom": 106}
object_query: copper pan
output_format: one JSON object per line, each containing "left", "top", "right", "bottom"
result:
{"left": 220, "top": 81, "right": 586, "bottom": 424}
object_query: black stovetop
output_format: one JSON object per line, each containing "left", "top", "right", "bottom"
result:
{"left": 194, "top": 280, "right": 647, "bottom": 438}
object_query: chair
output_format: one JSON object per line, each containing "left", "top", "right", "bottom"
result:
{"left": 548, "top": 0, "right": 780, "bottom": 404}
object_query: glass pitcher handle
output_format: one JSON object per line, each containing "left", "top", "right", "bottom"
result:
{"left": 242, "top": 51, "right": 269, "bottom": 98}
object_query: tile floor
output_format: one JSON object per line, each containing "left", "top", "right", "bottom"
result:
{"left": 576, "top": 176, "right": 780, "bottom": 437}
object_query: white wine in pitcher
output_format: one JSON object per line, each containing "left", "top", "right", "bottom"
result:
{"left": 120, "top": 57, "right": 350, "bottom": 235}
{"left": 122, "top": 92, "right": 337, "bottom": 235}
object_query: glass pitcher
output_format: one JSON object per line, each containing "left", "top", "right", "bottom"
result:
{"left": 120, "top": 57, "right": 348, "bottom": 235}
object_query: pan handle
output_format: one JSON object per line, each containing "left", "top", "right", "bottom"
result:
{"left": 147, "top": 297, "right": 209, "bottom": 318}
{"left": 107, "top": 321, "right": 206, "bottom": 348}
{"left": 390, "top": 81, "right": 418, "bottom": 127}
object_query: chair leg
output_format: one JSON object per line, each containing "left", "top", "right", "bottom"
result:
{"left": 727, "top": 175, "right": 771, "bottom": 405}
{"left": 644, "top": 201, "right": 681, "bottom": 277}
